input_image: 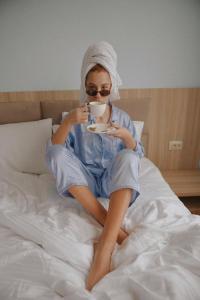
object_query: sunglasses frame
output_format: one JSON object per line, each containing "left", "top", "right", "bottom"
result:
{"left": 86, "top": 88, "right": 111, "bottom": 97}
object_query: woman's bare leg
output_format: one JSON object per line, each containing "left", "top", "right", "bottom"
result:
{"left": 68, "top": 186, "right": 128, "bottom": 244}
{"left": 86, "top": 188, "right": 132, "bottom": 291}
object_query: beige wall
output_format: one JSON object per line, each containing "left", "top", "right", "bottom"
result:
{"left": 0, "top": 0, "right": 200, "bottom": 92}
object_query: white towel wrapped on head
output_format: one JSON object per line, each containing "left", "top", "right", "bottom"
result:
{"left": 80, "top": 41, "right": 122, "bottom": 103}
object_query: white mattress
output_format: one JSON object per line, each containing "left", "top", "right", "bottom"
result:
{"left": 0, "top": 158, "right": 200, "bottom": 300}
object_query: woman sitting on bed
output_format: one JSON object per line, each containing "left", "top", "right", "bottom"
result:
{"left": 46, "top": 41, "right": 144, "bottom": 291}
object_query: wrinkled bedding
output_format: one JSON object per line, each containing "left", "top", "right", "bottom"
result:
{"left": 0, "top": 158, "right": 200, "bottom": 300}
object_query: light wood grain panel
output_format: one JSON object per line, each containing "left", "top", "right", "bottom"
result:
{"left": 0, "top": 90, "right": 80, "bottom": 102}
{"left": 148, "top": 88, "right": 200, "bottom": 170}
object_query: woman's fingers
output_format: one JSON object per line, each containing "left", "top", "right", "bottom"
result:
{"left": 107, "top": 123, "right": 120, "bottom": 134}
{"left": 67, "top": 107, "right": 88, "bottom": 124}
{"left": 110, "top": 122, "right": 120, "bottom": 129}
{"left": 80, "top": 104, "right": 89, "bottom": 113}
{"left": 79, "top": 108, "right": 89, "bottom": 123}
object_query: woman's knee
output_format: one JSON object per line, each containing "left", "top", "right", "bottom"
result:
{"left": 116, "top": 149, "right": 139, "bottom": 167}
{"left": 109, "top": 149, "right": 140, "bottom": 184}
{"left": 45, "top": 145, "right": 76, "bottom": 176}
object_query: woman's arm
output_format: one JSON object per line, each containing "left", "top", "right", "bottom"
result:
{"left": 108, "top": 122, "right": 144, "bottom": 157}
{"left": 51, "top": 118, "right": 72, "bottom": 145}
{"left": 108, "top": 124, "right": 137, "bottom": 149}
{"left": 51, "top": 105, "right": 89, "bottom": 145}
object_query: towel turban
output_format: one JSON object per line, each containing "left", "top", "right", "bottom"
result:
{"left": 80, "top": 41, "right": 122, "bottom": 103}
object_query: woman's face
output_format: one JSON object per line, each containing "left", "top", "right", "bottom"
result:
{"left": 85, "top": 70, "right": 112, "bottom": 103}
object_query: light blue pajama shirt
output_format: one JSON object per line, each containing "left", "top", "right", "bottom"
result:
{"left": 46, "top": 104, "right": 144, "bottom": 206}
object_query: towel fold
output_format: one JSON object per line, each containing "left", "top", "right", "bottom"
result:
{"left": 80, "top": 41, "right": 122, "bottom": 103}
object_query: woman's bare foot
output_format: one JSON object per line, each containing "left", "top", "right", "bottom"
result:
{"left": 86, "top": 242, "right": 112, "bottom": 291}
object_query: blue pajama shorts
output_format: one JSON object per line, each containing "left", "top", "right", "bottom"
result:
{"left": 46, "top": 142, "right": 140, "bottom": 206}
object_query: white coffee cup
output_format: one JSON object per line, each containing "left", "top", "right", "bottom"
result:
{"left": 89, "top": 101, "right": 106, "bottom": 117}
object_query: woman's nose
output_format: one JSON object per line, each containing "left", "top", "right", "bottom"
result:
{"left": 94, "top": 91, "right": 101, "bottom": 100}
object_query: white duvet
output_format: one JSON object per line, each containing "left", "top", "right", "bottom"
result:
{"left": 0, "top": 158, "right": 200, "bottom": 300}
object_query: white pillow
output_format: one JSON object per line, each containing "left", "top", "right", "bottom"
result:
{"left": 0, "top": 118, "right": 52, "bottom": 174}
{"left": 132, "top": 121, "right": 144, "bottom": 141}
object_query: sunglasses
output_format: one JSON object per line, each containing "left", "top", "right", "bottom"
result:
{"left": 86, "top": 88, "right": 111, "bottom": 97}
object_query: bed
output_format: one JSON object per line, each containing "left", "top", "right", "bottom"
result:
{"left": 0, "top": 99, "right": 200, "bottom": 300}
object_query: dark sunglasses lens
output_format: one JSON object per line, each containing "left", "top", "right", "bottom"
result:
{"left": 86, "top": 89, "right": 97, "bottom": 96}
{"left": 100, "top": 90, "right": 110, "bottom": 96}
{"left": 86, "top": 89, "right": 111, "bottom": 97}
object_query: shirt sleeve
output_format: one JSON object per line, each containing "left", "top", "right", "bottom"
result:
{"left": 126, "top": 117, "right": 145, "bottom": 159}
{"left": 45, "top": 132, "right": 74, "bottom": 155}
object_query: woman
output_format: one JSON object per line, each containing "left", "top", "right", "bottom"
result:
{"left": 46, "top": 41, "right": 144, "bottom": 291}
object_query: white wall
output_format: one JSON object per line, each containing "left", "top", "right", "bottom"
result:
{"left": 0, "top": 0, "right": 199, "bottom": 92}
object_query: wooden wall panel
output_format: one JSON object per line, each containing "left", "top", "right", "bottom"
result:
{"left": 0, "top": 88, "right": 199, "bottom": 171}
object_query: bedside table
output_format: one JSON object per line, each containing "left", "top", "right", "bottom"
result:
{"left": 162, "top": 170, "right": 200, "bottom": 215}
{"left": 162, "top": 169, "right": 200, "bottom": 197}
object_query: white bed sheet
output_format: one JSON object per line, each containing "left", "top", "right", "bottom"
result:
{"left": 0, "top": 158, "right": 200, "bottom": 300}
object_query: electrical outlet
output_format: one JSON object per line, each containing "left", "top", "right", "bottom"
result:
{"left": 169, "top": 140, "right": 183, "bottom": 151}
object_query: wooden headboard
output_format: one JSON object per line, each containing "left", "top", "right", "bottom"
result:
{"left": 0, "top": 95, "right": 150, "bottom": 156}
{"left": 1, "top": 87, "right": 199, "bottom": 170}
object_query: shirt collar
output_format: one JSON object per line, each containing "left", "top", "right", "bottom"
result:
{"left": 110, "top": 104, "right": 118, "bottom": 123}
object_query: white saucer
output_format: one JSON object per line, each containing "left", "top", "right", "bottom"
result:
{"left": 87, "top": 123, "right": 115, "bottom": 134}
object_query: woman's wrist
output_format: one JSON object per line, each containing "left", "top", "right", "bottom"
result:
{"left": 123, "top": 133, "right": 137, "bottom": 150}
{"left": 63, "top": 116, "right": 74, "bottom": 127}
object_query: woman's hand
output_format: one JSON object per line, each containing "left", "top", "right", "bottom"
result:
{"left": 64, "top": 104, "right": 89, "bottom": 126}
{"left": 108, "top": 123, "right": 137, "bottom": 150}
